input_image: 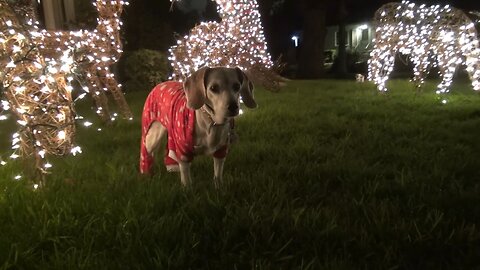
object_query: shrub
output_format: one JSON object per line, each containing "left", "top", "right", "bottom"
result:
{"left": 122, "top": 49, "right": 170, "bottom": 92}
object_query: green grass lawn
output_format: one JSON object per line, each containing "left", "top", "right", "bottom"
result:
{"left": 1, "top": 79, "right": 480, "bottom": 269}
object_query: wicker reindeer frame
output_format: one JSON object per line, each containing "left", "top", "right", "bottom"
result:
{"left": 1, "top": 0, "right": 132, "bottom": 178}
{"left": 37, "top": 0, "right": 132, "bottom": 121}
{"left": 1, "top": 0, "right": 76, "bottom": 176}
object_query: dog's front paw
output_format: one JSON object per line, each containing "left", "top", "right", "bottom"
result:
{"left": 166, "top": 164, "right": 180, "bottom": 172}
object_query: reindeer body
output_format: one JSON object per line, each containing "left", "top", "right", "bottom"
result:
{"left": 368, "top": 1, "right": 480, "bottom": 93}
{"left": 1, "top": 0, "right": 76, "bottom": 173}
{"left": 35, "top": 0, "right": 132, "bottom": 121}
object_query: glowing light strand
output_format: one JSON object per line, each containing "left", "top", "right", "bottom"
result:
{"left": 35, "top": 0, "right": 133, "bottom": 122}
{"left": 0, "top": 0, "right": 77, "bottom": 177}
{"left": 1, "top": 0, "right": 131, "bottom": 181}
{"left": 368, "top": 1, "right": 480, "bottom": 94}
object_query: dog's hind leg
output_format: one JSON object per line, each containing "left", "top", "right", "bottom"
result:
{"left": 145, "top": 121, "right": 166, "bottom": 155}
{"left": 141, "top": 121, "right": 167, "bottom": 174}
{"left": 145, "top": 121, "right": 167, "bottom": 160}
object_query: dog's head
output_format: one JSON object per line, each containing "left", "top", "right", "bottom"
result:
{"left": 184, "top": 67, "right": 256, "bottom": 124}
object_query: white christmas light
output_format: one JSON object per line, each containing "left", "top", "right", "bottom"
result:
{"left": 0, "top": 0, "right": 130, "bottom": 178}
{"left": 35, "top": 0, "right": 132, "bottom": 121}
{"left": 169, "top": 0, "right": 283, "bottom": 90}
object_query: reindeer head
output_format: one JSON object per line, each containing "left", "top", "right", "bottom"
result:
{"left": 94, "top": 0, "right": 128, "bottom": 18}
{"left": 214, "top": 0, "right": 259, "bottom": 20}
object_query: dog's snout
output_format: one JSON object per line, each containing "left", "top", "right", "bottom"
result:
{"left": 228, "top": 103, "right": 239, "bottom": 114}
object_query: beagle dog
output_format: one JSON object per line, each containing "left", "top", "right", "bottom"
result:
{"left": 140, "top": 67, "right": 256, "bottom": 186}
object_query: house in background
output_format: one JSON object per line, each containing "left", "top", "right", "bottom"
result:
{"left": 288, "top": 21, "right": 375, "bottom": 73}
{"left": 324, "top": 22, "right": 375, "bottom": 66}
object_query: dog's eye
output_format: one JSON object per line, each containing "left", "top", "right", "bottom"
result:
{"left": 209, "top": 84, "right": 219, "bottom": 93}
{"left": 232, "top": 83, "right": 241, "bottom": 92}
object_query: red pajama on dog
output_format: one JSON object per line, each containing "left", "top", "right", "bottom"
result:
{"left": 140, "top": 81, "right": 228, "bottom": 174}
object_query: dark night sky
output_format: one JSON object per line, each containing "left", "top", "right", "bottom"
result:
{"left": 177, "top": 0, "right": 480, "bottom": 19}
{"left": 172, "top": 0, "right": 480, "bottom": 31}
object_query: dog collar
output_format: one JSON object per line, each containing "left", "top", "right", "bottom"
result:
{"left": 200, "top": 105, "right": 234, "bottom": 135}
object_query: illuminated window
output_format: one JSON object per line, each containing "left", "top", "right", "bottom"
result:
{"left": 361, "top": 28, "right": 369, "bottom": 41}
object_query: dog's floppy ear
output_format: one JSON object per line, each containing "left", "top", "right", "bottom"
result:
{"left": 184, "top": 67, "right": 209, "bottom": 109}
{"left": 235, "top": 67, "right": 257, "bottom": 109}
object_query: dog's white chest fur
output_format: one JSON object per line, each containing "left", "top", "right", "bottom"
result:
{"left": 193, "top": 120, "right": 231, "bottom": 156}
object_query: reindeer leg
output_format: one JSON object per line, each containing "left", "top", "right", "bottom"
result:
{"left": 436, "top": 53, "right": 457, "bottom": 94}
{"left": 371, "top": 47, "right": 396, "bottom": 92}
{"left": 411, "top": 52, "right": 430, "bottom": 91}
{"left": 97, "top": 66, "right": 133, "bottom": 120}
{"left": 85, "top": 67, "right": 111, "bottom": 122}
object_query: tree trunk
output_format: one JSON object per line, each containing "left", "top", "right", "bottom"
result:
{"left": 297, "top": 0, "right": 326, "bottom": 79}
{"left": 334, "top": 0, "right": 348, "bottom": 76}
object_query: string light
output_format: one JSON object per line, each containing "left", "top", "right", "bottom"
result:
{"left": 1, "top": 0, "right": 76, "bottom": 176}
{"left": 368, "top": 1, "right": 480, "bottom": 95}
{"left": 35, "top": 0, "right": 133, "bottom": 121}
{"left": 0, "top": 0, "right": 132, "bottom": 180}
{"left": 169, "top": 0, "right": 285, "bottom": 91}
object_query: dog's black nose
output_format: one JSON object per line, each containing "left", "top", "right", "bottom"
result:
{"left": 228, "top": 103, "right": 239, "bottom": 114}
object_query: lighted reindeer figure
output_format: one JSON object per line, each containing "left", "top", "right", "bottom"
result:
{"left": 1, "top": 0, "right": 78, "bottom": 177}
{"left": 36, "top": 0, "right": 132, "bottom": 121}
{"left": 169, "top": 0, "right": 285, "bottom": 91}
{"left": 368, "top": 1, "right": 480, "bottom": 94}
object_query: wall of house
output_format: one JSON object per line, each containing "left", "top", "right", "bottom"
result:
{"left": 324, "top": 22, "right": 374, "bottom": 62}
